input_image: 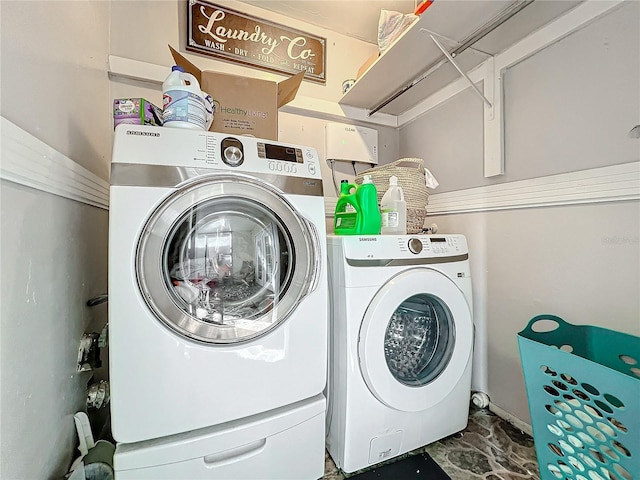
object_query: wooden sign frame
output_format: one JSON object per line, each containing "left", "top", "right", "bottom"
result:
{"left": 187, "top": 0, "right": 326, "bottom": 84}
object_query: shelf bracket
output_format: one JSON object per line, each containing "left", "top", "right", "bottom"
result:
{"left": 428, "top": 34, "right": 493, "bottom": 109}
{"left": 483, "top": 56, "right": 505, "bottom": 177}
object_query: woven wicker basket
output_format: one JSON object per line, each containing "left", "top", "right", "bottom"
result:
{"left": 355, "top": 158, "right": 429, "bottom": 234}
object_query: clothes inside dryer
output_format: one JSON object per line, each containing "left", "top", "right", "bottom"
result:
{"left": 163, "top": 197, "right": 293, "bottom": 327}
{"left": 384, "top": 294, "right": 455, "bottom": 387}
{"left": 134, "top": 173, "right": 319, "bottom": 345}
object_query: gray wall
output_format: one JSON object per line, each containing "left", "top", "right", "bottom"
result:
{"left": 503, "top": 2, "right": 639, "bottom": 179}
{"left": 399, "top": 2, "right": 640, "bottom": 424}
{"left": 0, "top": 182, "right": 109, "bottom": 479}
{"left": 425, "top": 203, "right": 640, "bottom": 423}
{"left": 400, "top": 86, "right": 485, "bottom": 193}
{"left": 0, "top": 1, "right": 110, "bottom": 478}
{"left": 401, "top": 2, "right": 639, "bottom": 192}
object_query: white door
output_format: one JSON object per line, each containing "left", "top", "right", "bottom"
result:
{"left": 358, "top": 268, "right": 473, "bottom": 412}
{"left": 136, "top": 173, "right": 320, "bottom": 344}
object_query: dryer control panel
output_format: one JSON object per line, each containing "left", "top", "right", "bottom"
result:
{"left": 112, "top": 124, "right": 321, "bottom": 180}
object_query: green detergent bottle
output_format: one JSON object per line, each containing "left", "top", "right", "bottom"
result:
{"left": 334, "top": 180, "right": 359, "bottom": 234}
{"left": 356, "top": 174, "right": 381, "bottom": 235}
{"left": 334, "top": 176, "right": 381, "bottom": 235}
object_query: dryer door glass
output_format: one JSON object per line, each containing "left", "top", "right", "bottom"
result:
{"left": 358, "top": 268, "right": 473, "bottom": 412}
{"left": 136, "top": 174, "right": 319, "bottom": 344}
{"left": 384, "top": 294, "right": 454, "bottom": 387}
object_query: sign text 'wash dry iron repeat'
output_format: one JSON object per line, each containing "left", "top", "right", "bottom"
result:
{"left": 187, "top": 0, "right": 326, "bottom": 84}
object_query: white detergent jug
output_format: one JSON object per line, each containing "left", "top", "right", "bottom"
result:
{"left": 380, "top": 175, "right": 407, "bottom": 235}
{"left": 162, "top": 66, "right": 207, "bottom": 130}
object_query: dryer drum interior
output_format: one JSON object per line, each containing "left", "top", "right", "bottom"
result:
{"left": 165, "top": 198, "right": 293, "bottom": 322}
{"left": 384, "top": 294, "right": 455, "bottom": 387}
{"left": 135, "top": 174, "right": 318, "bottom": 344}
{"left": 357, "top": 266, "right": 473, "bottom": 413}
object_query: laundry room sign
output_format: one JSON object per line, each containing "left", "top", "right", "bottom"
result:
{"left": 187, "top": 0, "right": 326, "bottom": 84}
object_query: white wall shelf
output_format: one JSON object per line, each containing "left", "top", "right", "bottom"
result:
{"left": 339, "top": 0, "right": 583, "bottom": 117}
{"left": 107, "top": 56, "right": 397, "bottom": 128}
{"left": 339, "top": 0, "right": 622, "bottom": 179}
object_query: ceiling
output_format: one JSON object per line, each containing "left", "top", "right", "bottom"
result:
{"left": 241, "top": 1, "right": 420, "bottom": 44}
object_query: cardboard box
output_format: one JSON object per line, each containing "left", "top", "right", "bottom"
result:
{"left": 356, "top": 51, "right": 380, "bottom": 79}
{"left": 113, "top": 98, "right": 163, "bottom": 129}
{"left": 169, "top": 45, "right": 304, "bottom": 140}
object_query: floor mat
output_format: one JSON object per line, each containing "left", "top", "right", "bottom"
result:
{"left": 348, "top": 453, "right": 451, "bottom": 480}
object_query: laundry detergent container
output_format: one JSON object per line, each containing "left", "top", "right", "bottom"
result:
{"left": 517, "top": 315, "right": 639, "bottom": 480}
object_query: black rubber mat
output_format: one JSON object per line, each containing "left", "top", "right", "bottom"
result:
{"left": 349, "top": 453, "right": 451, "bottom": 480}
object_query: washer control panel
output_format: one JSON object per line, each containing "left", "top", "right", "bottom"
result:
{"left": 411, "top": 236, "right": 461, "bottom": 256}
{"left": 333, "top": 234, "right": 467, "bottom": 260}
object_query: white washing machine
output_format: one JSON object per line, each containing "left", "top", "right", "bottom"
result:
{"left": 326, "top": 234, "right": 474, "bottom": 474}
{"left": 108, "top": 125, "right": 327, "bottom": 478}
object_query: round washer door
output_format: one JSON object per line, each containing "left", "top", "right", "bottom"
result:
{"left": 358, "top": 268, "right": 473, "bottom": 412}
{"left": 136, "top": 173, "right": 319, "bottom": 344}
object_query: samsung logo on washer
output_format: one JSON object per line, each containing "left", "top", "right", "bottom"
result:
{"left": 359, "top": 237, "right": 377, "bottom": 242}
{"left": 126, "top": 130, "right": 160, "bottom": 137}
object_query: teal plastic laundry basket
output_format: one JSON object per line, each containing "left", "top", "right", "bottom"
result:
{"left": 518, "top": 314, "right": 640, "bottom": 480}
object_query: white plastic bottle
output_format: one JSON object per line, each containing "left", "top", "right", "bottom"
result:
{"left": 162, "top": 66, "right": 207, "bottom": 130}
{"left": 380, "top": 175, "right": 407, "bottom": 235}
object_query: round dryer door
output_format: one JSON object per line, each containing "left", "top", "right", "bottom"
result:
{"left": 358, "top": 268, "right": 473, "bottom": 412}
{"left": 136, "top": 173, "right": 320, "bottom": 344}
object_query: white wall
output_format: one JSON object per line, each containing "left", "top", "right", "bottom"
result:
{"left": 399, "top": 2, "right": 640, "bottom": 424}
{"left": 0, "top": 0, "right": 112, "bottom": 180}
{"left": 278, "top": 113, "right": 399, "bottom": 191}
{"left": 0, "top": 1, "right": 111, "bottom": 478}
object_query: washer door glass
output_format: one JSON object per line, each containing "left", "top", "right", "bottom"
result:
{"left": 385, "top": 294, "right": 454, "bottom": 387}
{"left": 358, "top": 268, "right": 473, "bottom": 412}
{"left": 137, "top": 174, "right": 319, "bottom": 344}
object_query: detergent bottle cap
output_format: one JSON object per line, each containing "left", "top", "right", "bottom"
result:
{"left": 171, "top": 65, "right": 185, "bottom": 72}
{"left": 339, "top": 179, "right": 353, "bottom": 195}
{"left": 363, "top": 174, "right": 373, "bottom": 184}
{"left": 389, "top": 175, "right": 398, "bottom": 186}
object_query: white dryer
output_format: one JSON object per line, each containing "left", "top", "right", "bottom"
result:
{"left": 109, "top": 125, "right": 327, "bottom": 452}
{"left": 326, "top": 234, "right": 474, "bottom": 474}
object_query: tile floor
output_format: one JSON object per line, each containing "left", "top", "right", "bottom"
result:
{"left": 322, "top": 407, "right": 539, "bottom": 480}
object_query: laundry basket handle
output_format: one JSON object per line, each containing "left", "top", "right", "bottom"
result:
{"left": 393, "top": 158, "right": 424, "bottom": 169}
{"left": 521, "top": 313, "right": 568, "bottom": 333}
{"left": 519, "top": 314, "right": 580, "bottom": 346}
